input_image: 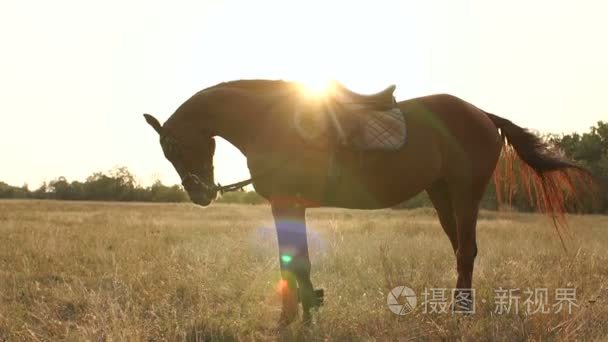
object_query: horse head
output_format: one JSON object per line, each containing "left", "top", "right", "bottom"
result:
{"left": 144, "top": 113, "right": 217, "bottom": 206}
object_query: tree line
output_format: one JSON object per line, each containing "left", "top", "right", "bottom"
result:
{"left": 0, "top": 166, "right": 265, "bottom": 204}
{"left": 1, "top": 122, "right": 606, "bottom": 212}
{"left": 1, "top": 167, "right": 187, "bottom": 203}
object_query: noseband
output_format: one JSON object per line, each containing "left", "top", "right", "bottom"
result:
{"left": 181, "top": 172, "right": 207, "bottom": 189}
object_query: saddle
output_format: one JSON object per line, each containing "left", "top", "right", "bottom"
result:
{"left": 294, "top": 81, "right": 406, "bottom": 151}
{"left": 332, "top": 82, "right": 397, "bottom": 111}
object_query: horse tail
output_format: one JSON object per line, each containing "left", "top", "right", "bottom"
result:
{"left": 485, "top": 112, "right": 595, "bottom": 247}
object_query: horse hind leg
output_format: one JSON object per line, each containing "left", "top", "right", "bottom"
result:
{"left": 428, "top": 178, "right": 480, "bottom": 312}
{"left": 427, "top": 180, "right": 458, "bottom": 254}
{"left": 452, "top": 196, "right": 479, "bottom": 312}
{"left": 440, "top": 176, "right": 484, "bottom": 313}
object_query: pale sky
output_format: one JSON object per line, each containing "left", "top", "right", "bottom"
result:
{"left": 1, "top": 0, "right": 606, "bottom": 188}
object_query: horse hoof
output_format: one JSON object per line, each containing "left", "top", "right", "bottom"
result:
{"left": 314, "top": 288, "right": 324, "bottom": 307}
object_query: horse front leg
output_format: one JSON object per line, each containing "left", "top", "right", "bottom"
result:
{"left": 271, "top": 203, "right": 323, "bottom": 326}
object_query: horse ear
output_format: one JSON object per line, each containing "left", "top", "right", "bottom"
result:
{"left": 143, "top": 113, "right": 162, "bottom": 135}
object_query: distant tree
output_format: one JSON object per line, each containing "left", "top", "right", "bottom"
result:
{"left": 32, "top": 182, "right": 49, "bottom": 199}
{"left": 550, "top": 121, "right": 608, "bottom": 213}
{"left": 80, "top": 167, "right": 137, "bottom": 201}
{"left": 110, "top": 167, "right": 137, "bottom": 200}
{"left": 148, "top": 180, "right": 189, "bottom": 202}
{"left": 83, "top": 172, "right": 114, "bottom": 200}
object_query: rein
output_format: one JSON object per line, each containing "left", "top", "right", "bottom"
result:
{"left": 212, "top": 157, "right": 293, "bottom": 195}
{"left": 183, "top": 159, "right": 288, "bottom": 196}
{"left": 214, "top": 178, "right": 253, "bottom": 194}
{"left": 181, "top": 172, "right": 252, "bottom": 195}
{"left": 183, "top": 164, "right": 284, "bottom": 196}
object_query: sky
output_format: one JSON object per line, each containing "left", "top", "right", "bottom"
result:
{"left": 1, "top": 0, "right": 606, "bottom": 188}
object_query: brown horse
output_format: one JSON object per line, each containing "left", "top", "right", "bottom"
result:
{"left": 143, "top": 80, "right": 591, "bottom": 325}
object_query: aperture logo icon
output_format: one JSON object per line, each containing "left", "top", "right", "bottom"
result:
{"left": 387, "top": 286, "right": 417, "bottom": 315}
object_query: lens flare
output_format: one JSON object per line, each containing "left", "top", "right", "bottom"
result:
{"left": 296, "top": 78, "right": 334, "bottom": 98}
{"left": 280, "top": 254, "right": 293, "bottom": 265}
{"left": 277, "top": 279, "right": 288, "bottom": 295}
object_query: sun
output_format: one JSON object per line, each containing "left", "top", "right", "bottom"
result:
{"left": 296, "top": 76, "right": 335, "bottom": 98}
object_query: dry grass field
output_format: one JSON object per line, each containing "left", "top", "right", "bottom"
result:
{"left": 0, "top": 200, "right": 606, "bottom": 341}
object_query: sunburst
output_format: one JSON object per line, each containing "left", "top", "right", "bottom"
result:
{"left": 296, "top": 77, "right": 335, "bottom": 98}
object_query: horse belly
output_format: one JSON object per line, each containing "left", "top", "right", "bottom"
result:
{"left": 327, "top": 145, "right": 442, "bottom": 209}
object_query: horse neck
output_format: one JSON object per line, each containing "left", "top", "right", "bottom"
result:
{"left": 211, "top": 113, "right": 253, "bottom": 156}
{"left": 203, "top": 91, "right": 268, "bottom": 157}
{"left": 184, "top": 82, "right": 293, "bottom": 157}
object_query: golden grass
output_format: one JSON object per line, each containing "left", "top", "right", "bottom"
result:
{"left": 0, "top": 200, "right": 607, "bottom": 341}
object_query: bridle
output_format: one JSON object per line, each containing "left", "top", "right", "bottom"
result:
{"left": 181, "top": 171, "right": 254, "bottom": 195}
{"left": 161, "top": 134, "right": 257, "bottom": 196}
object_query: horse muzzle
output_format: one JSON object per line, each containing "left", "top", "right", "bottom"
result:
{"left": 181, "top": 173, "right": 217, "bottom": 207}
